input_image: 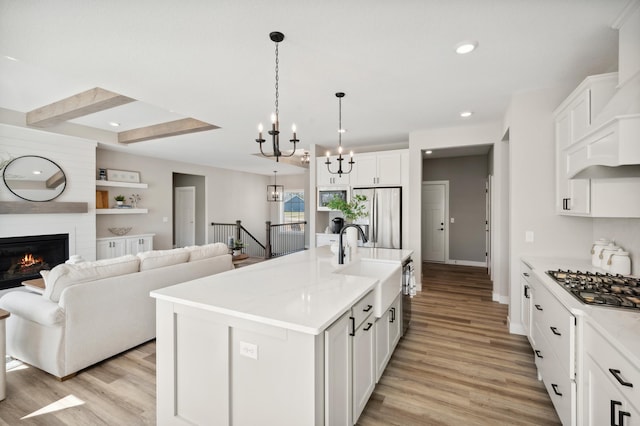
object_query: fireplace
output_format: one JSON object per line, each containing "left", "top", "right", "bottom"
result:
{"left": 0, "top": 234, "right": 69, "bottom": 290}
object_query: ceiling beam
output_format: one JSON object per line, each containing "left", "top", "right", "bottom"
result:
{"left": 26, "top": 87, "right": 135, "bottom": 127}
{"left": 117, "top": 118, "right": 219, "bottom": 144}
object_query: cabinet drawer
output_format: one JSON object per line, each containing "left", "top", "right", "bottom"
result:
{"left": 532, "top": 283, "right": 575, "bottom": 378}
{"left": 352, "top": 291, "right": 375, "bottom": 329}
{"left": 541, "top": 344, "right": 576, "bottom": 426}
{"left": 584, "top": 321, "right": 639, "bottom": 408}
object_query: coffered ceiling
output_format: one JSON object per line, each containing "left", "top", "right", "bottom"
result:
{"left": 0, "top": 0, "right": 629, "bottom": 175}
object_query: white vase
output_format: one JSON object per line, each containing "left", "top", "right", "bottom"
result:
{"left": 346, "top": 227, "right": 358, "bottom": 254}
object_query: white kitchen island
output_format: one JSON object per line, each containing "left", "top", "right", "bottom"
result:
{"left": 151, "top": 246, "right": 412, "bottom": 426}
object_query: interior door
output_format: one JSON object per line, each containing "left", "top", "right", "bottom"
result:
{"left": 422, "top": 183, "right": 446, "bottom": 262}
{"left": 174, "top": 186, "right": 195, "bottom": 247}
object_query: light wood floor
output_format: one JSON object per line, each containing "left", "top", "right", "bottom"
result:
{"left": 0, "top": 263, "right": 560, "bottom": 425}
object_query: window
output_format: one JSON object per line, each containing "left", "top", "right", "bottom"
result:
{"left": 281, "top": 190, "right": 304, "bottom": 223}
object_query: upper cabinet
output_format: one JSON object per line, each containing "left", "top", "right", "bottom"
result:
{"left": 351, "top": 151, "right": 403, "bottom": 187}
{"left": 317, "top": 157, "right": 351, "bottom": 186}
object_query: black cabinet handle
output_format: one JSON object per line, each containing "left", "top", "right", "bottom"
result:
{"left": 523, "top": 272, "right": 530, "bottom": 277}
{"left": 349, "top": 316, "right": 355, "bottom": 337}
{"left": 611, "top": 400, "right": 621, "bottom": 426}
{"left": 363, "top": 304, "right": 373, "bottom": 312}
{"left": 609, "top": 369, "right": 634, "bottom": 388}
{"left": 390, "top": 307, "right": 395, "bottom": 323}
{"left": 550, "top": 326, "right": 561, "bottom": 336}
{"left": 535, "top": 350, "right": 543, "bottom": 358}
{"left": 524, "top": 285, "right": 530, "bottom": 299}
{"left": 619, "top": 410, "right": 630, "bottom": 426}
{"left": 535, "top": 304, "right": 543, "bottom": 311}
{"left": 551, "top": 384, "right": 562, "bottom": 396}
{"left": 363, "top": 322, "right": 373, "bottom": 331}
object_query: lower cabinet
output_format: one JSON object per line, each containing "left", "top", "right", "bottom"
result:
{"left": 375, "top": 294, "right": 402, "bottom": 382}
{"left": 325, "top": 311, "right": 352, "bottom": 426}
{"left": 352, "top": 314, "right": 375, "bottom": 423}
{"left": 520, "top": 261, "right": 534, "bottom": 342}
{"left": 96, "top": 234, "right": 154, "bottom": 259}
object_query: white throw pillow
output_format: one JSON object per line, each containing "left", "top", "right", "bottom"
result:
{"left": 186, "top": 243, "right": 229, "bottom": 262}
{"left": 137, "top": 248, "right": 189, "bottom": 271}
{"left": 43, "top": 255, "right": 140, "bottom": 302}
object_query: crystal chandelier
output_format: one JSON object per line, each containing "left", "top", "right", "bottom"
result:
{"left": 325, "top": 92, "right": 354, "bottom": 176}
{"left": 256, "top": 31, "right": 299, "bottom": 162}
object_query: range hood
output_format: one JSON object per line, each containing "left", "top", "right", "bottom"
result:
{"left": 566, "top": 2, "right": 640, "bottom": 179}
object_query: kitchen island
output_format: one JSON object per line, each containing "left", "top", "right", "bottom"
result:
{"left": 151, "top": 246, "right": 412, "bottom": 426}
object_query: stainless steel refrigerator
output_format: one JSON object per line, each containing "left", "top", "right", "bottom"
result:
{"left": 352, "top": 187, "right": 402, "bottom": 249}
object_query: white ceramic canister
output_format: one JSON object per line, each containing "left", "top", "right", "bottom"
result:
{"left": 608, "top": 249, "right": 631, "bottom": 275}
{"left": 591, "top": 238, "right": 611, "bottom": 267}
{"left": 600, "top": 242, "right": 622, "bottom": 271}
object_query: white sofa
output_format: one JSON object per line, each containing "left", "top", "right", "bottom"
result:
{"left": 0, "top": 243, "right": 233, "bottom": 379}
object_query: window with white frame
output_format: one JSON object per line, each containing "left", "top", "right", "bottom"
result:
{"left": 281, "top": 190, "right": 304, "bottom": 223}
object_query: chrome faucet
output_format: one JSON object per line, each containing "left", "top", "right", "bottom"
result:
{"left": 338, "top": 224, "right": 368, "bottom": 264}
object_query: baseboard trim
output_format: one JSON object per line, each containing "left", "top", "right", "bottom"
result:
{"left": 508, "top": 317, "right": 526, "bottom": 336}
{"left": 446, "top": 259, "right": 487, "bottom": 268}
{"left": 492, "top": 292, "right": 509, "bottom": 304}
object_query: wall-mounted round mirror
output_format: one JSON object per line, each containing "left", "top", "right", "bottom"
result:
{"left": 2, "top": 155, "right": 67, "bottom": 202}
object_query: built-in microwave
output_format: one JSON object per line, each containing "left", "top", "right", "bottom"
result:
{"left": 317, "top": 188, "right": 349, "bottom": 211}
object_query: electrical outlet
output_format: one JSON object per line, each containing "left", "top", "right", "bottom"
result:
{"left": 240, "top": 341, "right": 258, "bottom": 360}
{"left": 525, "top": 231, "right": 534, "bottom": 243}
{"left": 450, "top": 218, "right": 455, "bottom": 223}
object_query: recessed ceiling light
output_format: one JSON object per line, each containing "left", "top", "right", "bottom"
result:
{"left": 338, "top": 128, "right": 346, "bottom": 133}
{"left": 455, "top": 41, "right": 478, "bottom": 55}
{"left": 425, "top": 150, "right": 433, "bottom": 155}
{"left": 109, "top": 122, "right": 121, "bottom": 127}
{"left": 4, "top": 56, "right": 18, "bottom": 61}
{"left": 460, "top": 111, "right": 473, "bottom": 118}
{"left": 32, "top": 170, "right": 42, "bottom": 175}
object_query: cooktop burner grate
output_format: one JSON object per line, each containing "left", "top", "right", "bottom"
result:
{"left": 546, "top": 269, "right": 640, "bottom": 311}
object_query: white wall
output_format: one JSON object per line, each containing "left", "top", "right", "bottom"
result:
{"left": 408, "top": 122, "right": 503, "bottom": 292}
{"left": 593, "top": 218, "right": 640, "bottom": 275}
{"left": 0, "top": 124, "right": 97, "bottom": 259}
{"left": 97, "top": 149, "right": 272, "bottom": 250}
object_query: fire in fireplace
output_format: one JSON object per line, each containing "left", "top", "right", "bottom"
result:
{"left": 0, "top": 234, "right": 69, "bottom": 290}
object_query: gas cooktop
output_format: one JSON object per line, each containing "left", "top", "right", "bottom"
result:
{"left": 546, "top": 269, "right": 640, "bottom": 311}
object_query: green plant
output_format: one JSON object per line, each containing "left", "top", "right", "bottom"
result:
{"left": 326, "top": 194, "right": 368, "bottom": 221}
{"left": 233, "top": 240, "right": 245, "bottom": 250}
{"left": 114, "top": 194, "right": 126, "bottom": 202}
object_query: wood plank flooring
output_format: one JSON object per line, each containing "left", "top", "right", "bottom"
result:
{"left": 357, "top": 262, "right": 561, "bottom": 426}
{"left": 0, "top": 262, "right": 560, "bottom": 425}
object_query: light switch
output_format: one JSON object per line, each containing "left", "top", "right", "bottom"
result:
{"left": 240, "top": 341, "right": 258, "bottom": 360}
{"left": 525, "top": 231, "right": 534, "bottom": 243}
{"left": 450, "top": 218, "right": 455, "bottom": 223}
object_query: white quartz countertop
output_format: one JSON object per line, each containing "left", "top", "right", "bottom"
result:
{"left": 151, "top": 246, "right": 413, "bottom": 335}
{"left": 522, "top": 256, "right": 640, "bottom": 367}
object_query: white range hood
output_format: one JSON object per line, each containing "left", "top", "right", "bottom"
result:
{"left": 566, "top": 1, "right": 640, "bottom": 179}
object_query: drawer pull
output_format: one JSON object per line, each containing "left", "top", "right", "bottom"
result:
{"left": 550, "top": 326, "right": 561, "bottom": 336}
{"left": 551, "top": 384, "right": 562, "bottom": 397}
{"left": 363, "top": 304, "right": 373, "bottom": 312}
{"left": 363, "top": 322, "right": 373, "bottom": 332}
{"left": 390, "top": 307, "right": 395, "bottom": 323}
{"left": 610, "top": 400, "right": 631, "bottom": 426}
{"left": 535, "top": 304, "right": 543, "bottom": 311}
{"left": 609, "top": 369, "right": 634, "bottom": 388}
{"left": 349, "top": 316, "right": 355, "bottom": 337}
{"left": 524, "top": 285, "right": 530, "bottom": 299}
{"left": 534, "top": 350, "right": 543, "bottom": 359}
{"left": 523, "top": 272, "right": 530, "bottom": 277}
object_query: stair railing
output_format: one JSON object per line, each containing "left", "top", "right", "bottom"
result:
{"left": 211, "top": 220, "right": 307, "bottom": 259}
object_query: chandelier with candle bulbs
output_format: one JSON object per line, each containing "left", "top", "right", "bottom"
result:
{"left": 256, "top": 31, "right": 299, "bottom": 162}
{"left": 325, "top": 92, "right": 354, "bottom": 176}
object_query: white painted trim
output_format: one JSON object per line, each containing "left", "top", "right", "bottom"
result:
{"left": 446, "top": 259, "right": 486, "bottom": 267}
{"left": 492, "top": 292, "right": 509, "bottom": 304}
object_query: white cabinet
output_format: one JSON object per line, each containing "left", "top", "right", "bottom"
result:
{"left": 520, "top": 261, "right": 534, "bottom": 343}
{"left": 583, "top": 321, "right": 639, "bottom": 426}
{"left": 96, "top": 238, "right": 126, "bottom": 260}
{"left": 375, "top": 293, "right": 401, "bottom": 382}
{"left": 96, "top": 234, "right": 154, "bottom": 260}
{"left": 325, "top": 311, "right": 352, "bottom": 426}
{"left": 352, "top": 152, "right": 402, "bottom": 187}
{"left": 352, "top": 293, "right": 375, "bottom": 424}
{"left": 317, "top": 158, "right": 351, "bottom": 186}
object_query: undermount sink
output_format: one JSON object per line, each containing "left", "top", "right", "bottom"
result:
{"left": 335, "top": 260, "right": 402, "bottom": 318}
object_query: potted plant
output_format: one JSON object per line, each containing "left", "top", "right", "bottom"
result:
{"left": 232, "top": 240, "right": 245, "bottom": 256}
{"left": 326, "top": 194, "right": 368, "bottom": 252}
{"left": 114, "top": 194, "right": 126, "bottom": 207}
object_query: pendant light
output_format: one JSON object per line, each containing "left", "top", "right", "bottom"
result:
{"left": 325, "top": 92, "right": 354, "bottom": 176}
{"left": 267, "top": 170, "right": 284, "bottom": 202}
{"left": 255, "top": 31, "right": 299, "bottom": 162}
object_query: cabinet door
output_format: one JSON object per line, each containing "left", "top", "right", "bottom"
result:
{"left": 521, "top": 273, "right": 532, "bottom": 339}
{"left": 127, "top": 236, "right": 153, "bottom": 255}
{"left": 318, "top": 157, "right": 350, "bottom": 186}
{"left": 353, "top": 316, "right": 375, "bottom": 423}
{"left": 352, "top": 154, "right": 377, "bottom": 186}
{"left": 375, "top": 312, "right": 390, "bottom": 383}
{"left": 376, "top": 152, "right": 402, "bottom": 186}
{"left": 96, "top": 239, "right": 126, "bottom": 260}
{"left": 325, "top": 311, "right": 352, "bottom": 426}
{"left": 389, "top": 296, "right": 401, "bottom": 349}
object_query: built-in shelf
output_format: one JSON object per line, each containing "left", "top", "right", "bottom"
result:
{"left": 96, "top": 208, "right": 148, "bottom": 215}
{"left": 95, "top": 180, "right": 148, "bottom": 189}
{"left": 0, "top": 201, "right": 89, "bottom": 214}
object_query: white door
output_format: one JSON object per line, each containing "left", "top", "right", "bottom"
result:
{"left": 422, "top": 183, "right": 446, "bottom": 262}
{"left": 174, "top": 186, "right": 196, "bottom": 247}
{"left": 486, "top": 177, "right": 491, "bottom": 273}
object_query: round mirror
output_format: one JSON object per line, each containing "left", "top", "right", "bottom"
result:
{"left": 2, "top": 155, "right": 67, "bottom": 202}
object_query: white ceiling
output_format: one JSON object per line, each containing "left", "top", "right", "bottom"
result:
{"left": 0, "top": 0, "right": 628, "bottom": 175}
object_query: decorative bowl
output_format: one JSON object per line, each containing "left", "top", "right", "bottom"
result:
{"left": 108, "top": 227, "right": 132, "bottom": 236}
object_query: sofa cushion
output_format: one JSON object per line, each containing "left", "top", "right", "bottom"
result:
{"left": 186, "top": 242, "right": 229, "bottom": 262}
{"left": 137, "top": 248, "right": 189, "bottom": 271}
{"left": 43, "top": 255, "right": 140, "bottom": 302}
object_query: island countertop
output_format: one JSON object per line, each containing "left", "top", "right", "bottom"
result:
{"left": 151, "top": 246, "right": 413, "bottom": 335}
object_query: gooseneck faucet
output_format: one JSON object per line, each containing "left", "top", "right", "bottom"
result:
{"left": 338, "top": 224, "right": 368, "bottom": 264}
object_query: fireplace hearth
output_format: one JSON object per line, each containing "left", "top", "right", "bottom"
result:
{"left": 0, "top": 234, "right": 69, "bottom": 290}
